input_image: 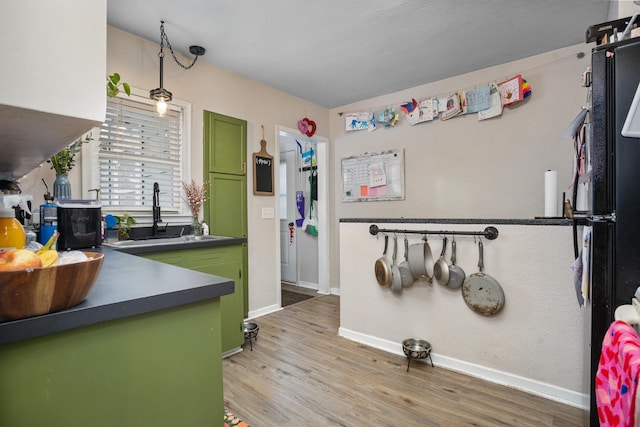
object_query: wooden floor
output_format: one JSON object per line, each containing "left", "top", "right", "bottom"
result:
{"left": 223, "top": 295, "right": 586, "bottom": 426}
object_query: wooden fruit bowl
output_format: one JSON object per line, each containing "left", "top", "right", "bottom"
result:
{"left": 0, "top": 252, "right": 104, "bottom": 322}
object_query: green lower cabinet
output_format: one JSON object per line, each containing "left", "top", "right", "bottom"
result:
{"left": 141, "top": 245, "right": 245, "bottom": 353}
{"left": 0, "top": 300, "right": 223, "bottom": 427}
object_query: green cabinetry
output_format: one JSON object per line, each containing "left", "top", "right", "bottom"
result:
{"left": 203, "top": 111, "right": 249, "bottom": 317}
{"left": 0, "top": 300, "right": 223, "bottom": 427}
{"left": 141, "top": 245, "right": 245, "bottom": 353}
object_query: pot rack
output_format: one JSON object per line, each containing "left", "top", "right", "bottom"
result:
{"left": 368, "top": 224, "right": 499, "bottom": 240}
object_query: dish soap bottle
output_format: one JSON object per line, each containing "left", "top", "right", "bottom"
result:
{"left": 0, "top": 207, "right": 26, "bottom": 250}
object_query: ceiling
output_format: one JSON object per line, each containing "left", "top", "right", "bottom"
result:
{"left": 107, "top": 0, "right": 612, "bottom": 109}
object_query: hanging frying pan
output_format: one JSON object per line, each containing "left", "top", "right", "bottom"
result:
{"left": 433, "top": 237, "right": 449, "bottom": 286}
{"left": 374, "top": 235, "right": 392, "bottom": 287}
{"left": 398, "top": 236, "right": 415, "bottom": 288}
{"left": 390, "top": 235, "right": 403, "bottom": 293}
{"left": 462, "top": 240, "right": 505, "bottom": 316}
{"left": 408, "top": 235, "right": 434, "bottom": 281}
{"left": 446, "top": 237, "right": 466, "bottom": 289}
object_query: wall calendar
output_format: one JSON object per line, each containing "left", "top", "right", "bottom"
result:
{"left": 341, "top": 149, "right": 405, "bottom": 202}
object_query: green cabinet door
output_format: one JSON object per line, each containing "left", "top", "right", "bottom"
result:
{"left": 204, "top": 112, "right": 247, "bottom": 175}
{"left": 207, "top": 172, "right": 247, "bottom": 238}
{"left": 141, "top": 246, "right": 245, "bottom": 353}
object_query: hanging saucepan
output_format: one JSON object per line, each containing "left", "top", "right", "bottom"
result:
{"left": 398, "top": 236, "right": 415, "bottom": 288}
{"left": 446, "top": 237, "right": 466, "bottom": 289}
{"left": 408, "top": 234, "right": 434, "bottom": 281}
{"left": 390, "top": 235, "right": 403, "bottom": 293}
{"left": 433, "top": 237, "right": 450, "bottom": 286}
{"left": 462, "top": 240, "right": 505, "bottom": 316}
{"left": 374, "top": 235, "right": 392, "bottom": 287}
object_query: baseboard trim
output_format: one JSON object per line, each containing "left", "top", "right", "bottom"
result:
{"left": 338, "top": 327, "right": 588, "bottom": 410}
{"left": 248, "top": 304, "right": 281, "bottom": 320}
{"left": 298, "top": 280, "right": 318, "bottom": 290}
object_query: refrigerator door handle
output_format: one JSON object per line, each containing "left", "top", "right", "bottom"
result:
{"left": 591, "top": 213, "right": 617, "bottom": 222}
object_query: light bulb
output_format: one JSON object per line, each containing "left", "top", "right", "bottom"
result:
{"left": 156, "top": 98, "right": 168, "bottom": 116}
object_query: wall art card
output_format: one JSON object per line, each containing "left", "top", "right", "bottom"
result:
{"left": 460, "top": 90, "right": 468, "bottom": 114}
{"left": 428, "top": 98, "right": 439, "bottom": 119}
{"left": 478, "top": 83, "right": 503, "bottom": 121}
{"left": 522, "top": 79, "right": 532, "bottom": 99}
{"left": 417, "top": 99, "right": 437, "bottom": 122}
{"left": 346, "top": 112, "right": 372, "bottom": 131}
{"left": 465, "top": 85, "right": 491, "bottom": 113}
{"left": 400, "top": 98, "right": 421, "bottom": 125}
{"left": 437, "top": 96, "right": 449, "bottom": 112}
{"left": 401, "top": 98, "right": 435, "bottom": 125}
{"left": 441, "top": 92, "right": 462, "bottom": 121}
{"left": 498, "top": 74, "right": 524, "bottom": 106}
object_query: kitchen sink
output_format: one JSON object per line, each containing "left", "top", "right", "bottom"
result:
{"left": 104, "top": 235, "right": 232, "bottom": 248}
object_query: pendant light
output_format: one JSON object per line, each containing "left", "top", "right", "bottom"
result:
{"left": 150, "top": 21, "right": 205, "bottom": 116}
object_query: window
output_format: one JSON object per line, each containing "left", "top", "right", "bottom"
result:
{"left": 90, "top": 90, "right": 191, "bottom": 220}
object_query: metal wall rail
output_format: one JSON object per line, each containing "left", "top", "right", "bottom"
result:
{"left": 368, "top": 224, "right": 499, "bottom": 240}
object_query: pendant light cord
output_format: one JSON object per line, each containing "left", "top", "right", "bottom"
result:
{"left": 159, "top": 21, "right": 200, "bottom": 70}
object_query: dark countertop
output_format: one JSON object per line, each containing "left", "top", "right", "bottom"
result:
{"left": 340, "top": 218, "right": 572, "bottom": 226}
{"left": 0, "top": 247, "right": 235, "bottom": 345}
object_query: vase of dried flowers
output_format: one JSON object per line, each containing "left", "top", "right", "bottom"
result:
{"left": 182, "top": 180, "right": 207, "bottom": 236}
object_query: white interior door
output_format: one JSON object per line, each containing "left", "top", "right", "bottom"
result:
{"left": 280, "top": 149, "right": 297, "bottom": 283}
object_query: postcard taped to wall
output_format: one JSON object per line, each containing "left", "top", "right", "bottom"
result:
{"left": 341, "top": 149, "right": 404, "bottom": 202}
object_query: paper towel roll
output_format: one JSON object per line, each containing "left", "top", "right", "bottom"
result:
{"left": 544, "top": 170, "right": 558, "bottom": 217}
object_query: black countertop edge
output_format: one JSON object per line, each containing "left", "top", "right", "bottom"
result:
{"left": 108, "top": 236, "right": 247, "bottom": 255}
{"left": 339, "top": 218, "right": 572, "bottom": 226}
{"left": 0, "top": 247, "right": 234, "bottom": 346}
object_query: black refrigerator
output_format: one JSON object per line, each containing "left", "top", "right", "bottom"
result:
{"left": 583, "top": 34, "right": 640, "bottom": 426}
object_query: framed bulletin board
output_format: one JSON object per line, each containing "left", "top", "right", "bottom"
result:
{"left": 253, "top": 139, "right": 274, "bottom": 195}
{"left": 341, "top": 149, "right": 404, "bottom": 202}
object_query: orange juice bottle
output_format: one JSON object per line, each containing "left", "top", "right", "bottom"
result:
{"left": 0, "top": 207, "right": 26, "bottom": 250}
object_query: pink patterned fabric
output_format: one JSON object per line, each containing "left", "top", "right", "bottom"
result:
{"left": 596, "top": 320, "right": 640, "bottom": 426}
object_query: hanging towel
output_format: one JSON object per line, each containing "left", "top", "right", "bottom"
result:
{"left": 596, "top": 320, "right": 640, "bottom": 426}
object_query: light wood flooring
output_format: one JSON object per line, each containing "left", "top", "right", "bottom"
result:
{"left": 223, "top": 294, "right": 586, "bottom": 426}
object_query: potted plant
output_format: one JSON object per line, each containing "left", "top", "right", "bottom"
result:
{"left": 114, "top": 213, "right": 137, "bottom": 241}
{"left": 47, "top": 134, "right": 93, "bottom": 200}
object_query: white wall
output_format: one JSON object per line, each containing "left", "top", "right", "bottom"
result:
{"left": 340, "top": 221, "right": 585, "bottom": 407}
{"left": 328, "top": 43, "right": 591, "bottom": 293}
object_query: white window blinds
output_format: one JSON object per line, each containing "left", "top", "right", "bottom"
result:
{"left": 98, "top": 96, "right": 183, "bottom": 213}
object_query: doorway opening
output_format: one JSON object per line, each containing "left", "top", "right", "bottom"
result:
{"left": 277, "top": 126, "right": 329, "bottom": 305}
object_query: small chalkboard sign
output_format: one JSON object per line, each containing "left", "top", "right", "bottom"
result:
{"left": 253, "top": 138, "right": 274, "bottom": 195}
